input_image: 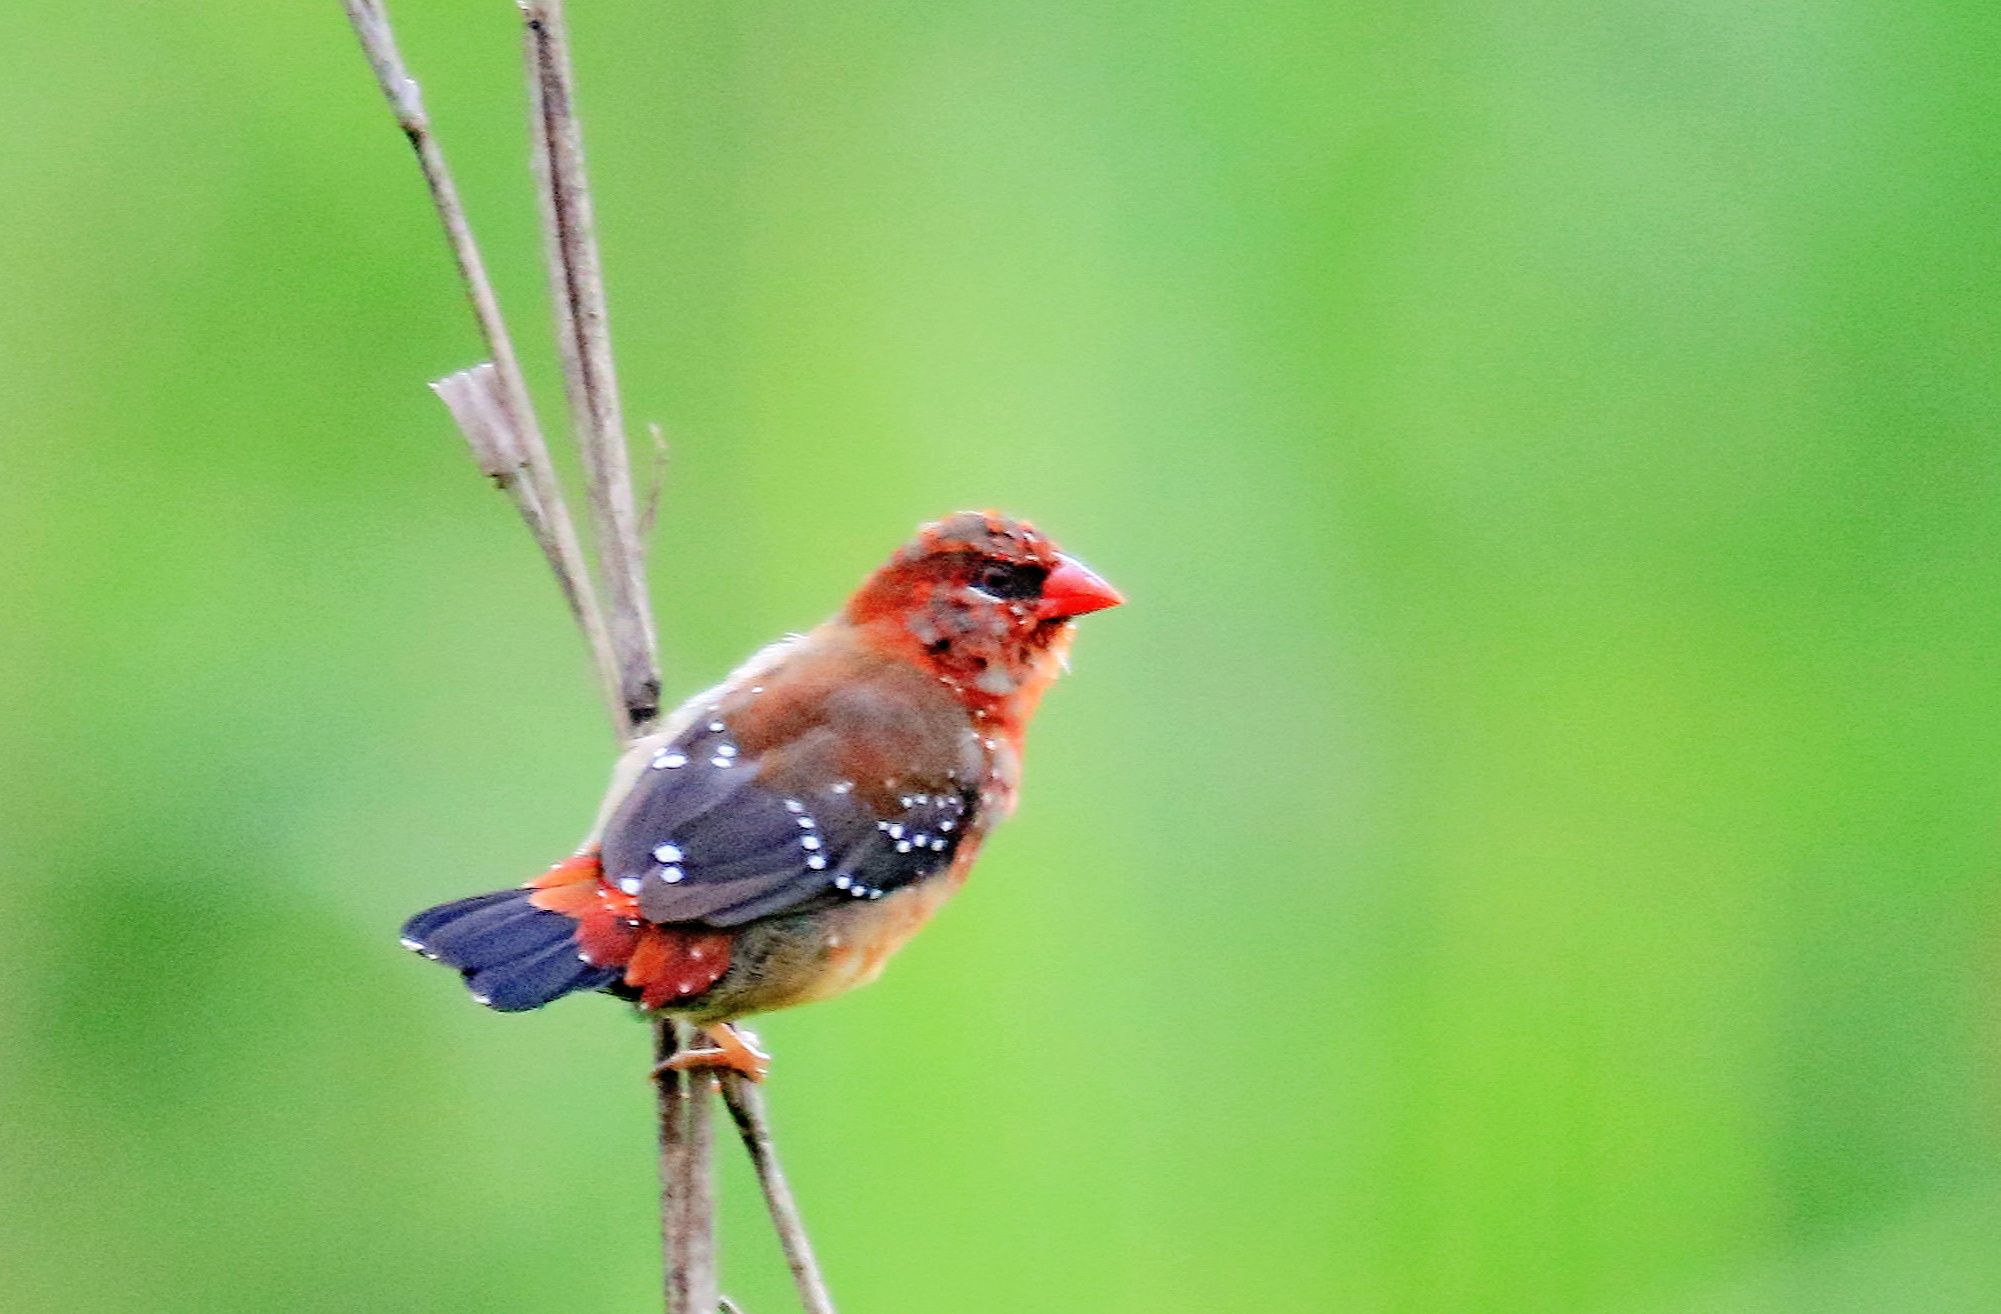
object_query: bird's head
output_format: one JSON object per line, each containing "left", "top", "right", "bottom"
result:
{"left": 843, "top": 511, "right": 1123, "bottom": 724}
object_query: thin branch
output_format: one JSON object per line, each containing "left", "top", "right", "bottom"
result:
{"left": 342, "top": 0, "right": 625, "bottom": 732}
{"left": 511, "top": 6, "right": 719, "bottom": 1309}
{"left": 521, "top": 0, "right": 660, "bottom": 736}
{"left": 656, "top": 1022, "right": 720, "bottom": 1314}
{"left": 721, "top": 1075, "right": 837, "bottom": 1314}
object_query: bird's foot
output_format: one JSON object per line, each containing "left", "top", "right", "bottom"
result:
{"left": 651, "top": 1023, "right": 771, "bottom": 1083}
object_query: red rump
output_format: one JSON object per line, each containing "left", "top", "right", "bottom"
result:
{"left": 527, "top": 850, "right": 732, "bottom": 1009}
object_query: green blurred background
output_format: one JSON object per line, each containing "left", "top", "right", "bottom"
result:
{"left": 4, "top": 1, "right": 1999, "bottom": 1310}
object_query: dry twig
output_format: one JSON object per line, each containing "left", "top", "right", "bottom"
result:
{"left": 657, "top": 1024, "right": 721, "bottom": 1314}
{"left": 722, "top": 1076, "right": 838, "bottom": 1314}
{"left": 521, "top": 0, "right": 661, "bottom": 736}
{"left": 507, "top": 5, "right": 723, "bottom": 1307}
{"left": 341, "top": 0, "right": 622, "bottom": 733}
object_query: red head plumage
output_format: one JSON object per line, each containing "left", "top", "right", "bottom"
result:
{"left": 842, "top": 511, "right": 1122, "bottom": 733}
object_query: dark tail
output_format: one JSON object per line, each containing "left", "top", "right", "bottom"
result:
{"left": 400, "top": 888, "right": 619, "bottom": 1012}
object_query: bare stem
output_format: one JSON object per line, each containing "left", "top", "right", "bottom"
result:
{"left": 510, "top": 5, "right": 721, "bottom": 1308}
{"left": 656, "top": 1022, "right": 720, "bottom": 1314}
{"left": 342, "top": 0, "right": 624, "bottom": 732}
{"left": 721, "top": 1076, "right": 838, "bottom": 1314}
{"left": 521, "top": 0, "right": 660, "bottom": 737}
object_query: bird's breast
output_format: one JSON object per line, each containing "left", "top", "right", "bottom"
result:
{"left": 675, "top": 859, "right": 973, "bottom": 1023}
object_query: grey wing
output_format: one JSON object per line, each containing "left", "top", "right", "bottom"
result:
{"left": 600, "top": 719, "right": 977, "bottom": 929}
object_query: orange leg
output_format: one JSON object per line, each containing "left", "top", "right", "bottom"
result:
{"left": 651, "top": 1022, "right": 771, "bottom": 1083}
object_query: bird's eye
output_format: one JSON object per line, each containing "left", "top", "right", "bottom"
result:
{"left": 974, "top": 561, "right": 1047, "bottom": 600}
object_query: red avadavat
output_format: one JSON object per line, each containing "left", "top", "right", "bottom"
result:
{"left": 402, "top": 512, "right": 1121, "bottom": 1079}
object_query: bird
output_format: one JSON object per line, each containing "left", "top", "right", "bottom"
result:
{"left": 399, "top": 511, "right": 1122, "bottom": 1080}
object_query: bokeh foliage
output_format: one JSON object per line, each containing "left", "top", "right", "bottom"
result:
{"left": 4, "top": 2, "right": 1999, "bottom": 1310}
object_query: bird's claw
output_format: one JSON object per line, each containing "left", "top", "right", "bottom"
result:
{"left": 649, "top": 1023, "right": 771, "bottom": 1083}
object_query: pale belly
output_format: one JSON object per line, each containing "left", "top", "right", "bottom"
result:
{"left": 671, "top": 872, "right": 967, "bottom": 1024}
